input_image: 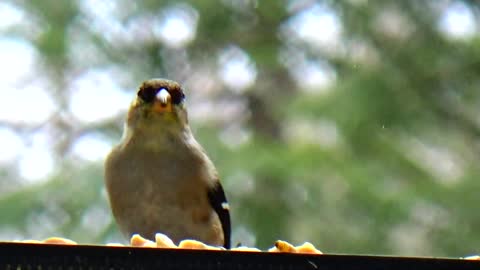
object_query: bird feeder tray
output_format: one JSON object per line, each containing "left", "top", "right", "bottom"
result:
{"left": 0, "top": 242, "right": 478, "bottom": 270}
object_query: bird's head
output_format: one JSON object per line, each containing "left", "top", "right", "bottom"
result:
{"left": 126, "top": 79, "right": 188, "bottom": 134}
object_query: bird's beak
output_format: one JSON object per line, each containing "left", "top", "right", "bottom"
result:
{"left": 153, "top": 88, "right": 172, "bottom": 113}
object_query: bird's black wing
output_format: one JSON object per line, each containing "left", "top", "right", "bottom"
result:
{"left": 207, "top": 181, "right": 231, "bottom": 249}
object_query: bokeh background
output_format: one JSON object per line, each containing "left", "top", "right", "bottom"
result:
{"left": 0, "top": 0, "right": 479, "bottom": 256}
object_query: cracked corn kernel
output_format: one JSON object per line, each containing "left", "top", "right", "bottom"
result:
{"left": 269, "top": 240, "right": 296, "bottom": 253}
{"left": 130, "top": 234, "right": 156, "bottom": 247}
{"left": 43, "top": 237, "right": 77, "bottom": 245}
{"left": 178, "top": 239, "right": 223, "bottom": 250}
{"left": 295, "top": 242, "right": 322, "bottom": 254}
{"left": 155, "top": 233, "right": 177, "bottom": 248}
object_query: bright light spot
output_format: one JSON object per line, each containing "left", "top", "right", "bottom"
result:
{"left": 0, "top": 39, "right": 54, "bottom": 125}
{"left": 218, "top": 46, "right": 257, "bottom": 92}
{"left": 0, "top": 3, "right": 24, "bottom": 29}
{"left": 153, "top": 4, "right": 199, "bottom": 48}
{"left": 284, "top": 3, "right": 342, "bottom": 49}
{"left": 438, "top": 1, "right": 476, "bottom": 39}
{"left": 0, "top": 38, "right": 35, "bottom": 84}
{"left": 69, "top": 69, "right": 132, "bottom": 123}
{"left": 280, "top": 48, "right": 336, "bottom": 92}
{"left": 0, "top": 81, "right": 56, "bottom": 124}
{"left": 296, "top": 61, "right": 336, "bottom": 91}
{"left": 81, "top": 0, "right": 118, "bottom": 21}
{"left": 373, "top": 7, "right": 414, "bottom": 41}
{"left": 402, "top": 137, "right": 464, "bottom": 185}
{"left": 79, "top": 0, "right": 123, "bottom": 41}
{"left": 71, "top": 133, "right": 112, "bottom": 162}
{"left": 0, "top": 127, "right": 24, "bottom": 163}
{"left": 18, "top": 131, "right": 55, "bottom": 181}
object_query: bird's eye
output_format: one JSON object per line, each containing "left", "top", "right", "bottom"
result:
{"left": 137, "top": 86, "right": 157, "bottom": 103}
{"left": 170, "top": 88, "right": 186, "bottom": 105}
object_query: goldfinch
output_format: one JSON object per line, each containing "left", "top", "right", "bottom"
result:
{"left": 104, "top": 79, "right": 231, "bottom": 248}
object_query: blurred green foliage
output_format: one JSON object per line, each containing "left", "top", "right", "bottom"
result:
{"left": 0, "top": 0, "right": 479, "bottom": 257}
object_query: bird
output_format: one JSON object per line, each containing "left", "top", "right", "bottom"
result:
{"left": 104, "top": 78, "right": 231, "bottom": 248}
